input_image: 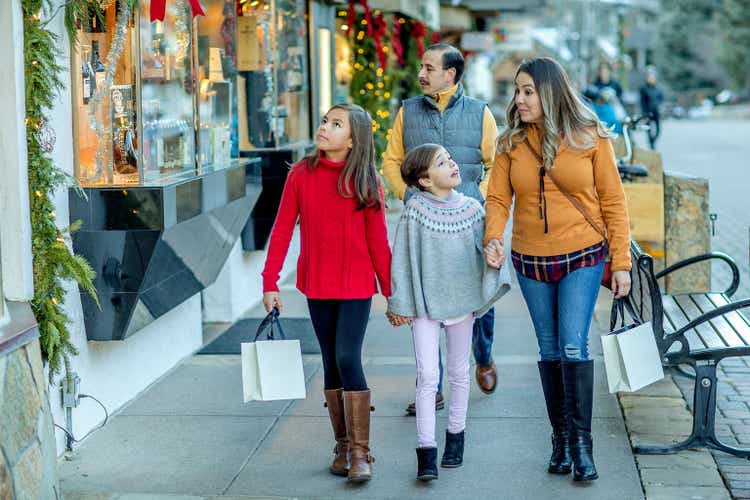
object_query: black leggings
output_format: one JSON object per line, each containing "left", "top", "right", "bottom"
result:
{"left": 307, "top": 298, "right": 371, "bottom": 391}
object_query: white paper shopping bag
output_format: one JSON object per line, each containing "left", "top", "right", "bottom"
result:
{"left": 601, "top": 300, "right": 664, "bottom": 393}
{"left": 241, "top": 308, "right": 306, "bottom": 402}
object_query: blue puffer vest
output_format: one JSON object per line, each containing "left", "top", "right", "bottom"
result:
{"left": 402, "top": 84, "right": 487, "bottom": 203}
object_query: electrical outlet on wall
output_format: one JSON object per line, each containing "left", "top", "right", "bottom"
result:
{"left": 61, "top": 372, "right": 81, "bottom": 408}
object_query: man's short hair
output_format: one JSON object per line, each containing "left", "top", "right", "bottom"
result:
{"left": 425, "top": 43, "right": 464, "bottom": 84}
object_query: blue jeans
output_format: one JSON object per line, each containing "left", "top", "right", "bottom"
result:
{"left": 432, "top": 307, "right": 495, "bottom": 393}
{"left": 516, "top": 262, "right": 604, "bottom": 361}
{"left": 472, "top": 307, "right": 495, "bottom": 366}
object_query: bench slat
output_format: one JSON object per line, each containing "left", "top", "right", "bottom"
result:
{"left": 691, "top": 294, "right": 747, "bottom": 347}
{"left": 673, "top": 295, "right": 728, "bottom": 349}
{"left": 662, "top": 295, "right": 708, "bottom": 350}
{"left": 706, "top": 294, "right": 750, "bottom": 345}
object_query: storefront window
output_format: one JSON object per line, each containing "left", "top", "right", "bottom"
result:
{"left": 236, "top": 0, "right": 311, "bottom": 150}
{"left": 139, "top": 2, "right": 196, "bottom": 184}
{"left": 71, "top": 0, "right": 315, "bottom": 186}
{"left": 71, "top": 2, "right": 245, "bottom": 187}
{"left": 73, "top": 5, "right": 139, "bottom": 186}
{"left": 195, "top": 0, "right": 239, "bottom": 168}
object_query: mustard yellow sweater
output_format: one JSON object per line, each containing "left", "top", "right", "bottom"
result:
{"left": 382, "top": 84, "right": 498, "bottom": 200}
{"left": 484, "top": 125, "right": 632, "bottom": 271}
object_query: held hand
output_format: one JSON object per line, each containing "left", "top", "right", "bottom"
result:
{"left": 484, "top": 239, "right": 504, "bottom": 269}
{"left": 611, "top": 271, "right": 631, "bottom": 299}
{"left": 262, "top": 292, "right": 283, "bottom": 313}
{"left": 386, "top": 311, "right": 413, "bottom": 327}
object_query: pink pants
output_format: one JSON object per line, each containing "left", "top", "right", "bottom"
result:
{"left": 412, "top": 315, "right": 474, "bottom": 448}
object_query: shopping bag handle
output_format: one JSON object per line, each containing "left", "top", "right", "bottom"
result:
{"left": 609, "top": 299, "right": 640, "bottom": 331}
{"left": 254, "top": 307, "right": 287, "bottom": 341}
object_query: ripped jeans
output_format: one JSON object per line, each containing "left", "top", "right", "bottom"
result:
{"left": 516, "top": 261, "right": 604, "bottom": 361}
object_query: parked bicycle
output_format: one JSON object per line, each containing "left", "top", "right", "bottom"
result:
{"left": 616, "top": 114, "right": 651, "bottom": 182}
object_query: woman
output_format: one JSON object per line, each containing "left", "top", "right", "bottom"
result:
{"left": 483, "top": 57, "right": 631, "bottom": 482}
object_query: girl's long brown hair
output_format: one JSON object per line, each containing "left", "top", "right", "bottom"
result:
{"left": 303, "top": 103, "right": 382, "bottom": 210}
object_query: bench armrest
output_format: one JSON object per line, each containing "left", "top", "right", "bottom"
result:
{"left": 668, "top": 298, "right": 750, "bottom": 342}
{"left": 654, "top": 252, "right": 740, "bottom": 297}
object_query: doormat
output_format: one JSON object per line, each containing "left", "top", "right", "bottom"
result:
{"left": 199, "top": 317, "right": 320, "bottom": 355}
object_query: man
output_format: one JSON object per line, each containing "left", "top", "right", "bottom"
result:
{"left": 640, "top": 66, "right": 664, "bottom": 149}
{"left": 382, "top": 43, "right": 499, "bottom": 414}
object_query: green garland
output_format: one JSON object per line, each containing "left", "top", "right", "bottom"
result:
{"left": 22, "top": 0, "right": 103, "bottom": 382}
{"left": 347, "top": 15, "right": 394, "bottom": 164}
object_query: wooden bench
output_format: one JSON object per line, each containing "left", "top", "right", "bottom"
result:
{"left": 626, "top": 240, "right": 750, "bottom": 456}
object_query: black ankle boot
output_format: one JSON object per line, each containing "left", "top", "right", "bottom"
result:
{"left": 562, "top": 360, "right": 598, "bottom": 482}
{"left": 416, "top": 447, "right": 438, "bottom": 481}
{"left": 440, "top": 430, "right": 464, "bottom": 468}
{"left": 538, "top": 361, "right": 572, "bottom": 474}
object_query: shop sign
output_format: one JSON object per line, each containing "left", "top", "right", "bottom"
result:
{"left": 460, "top": 32, "right": 494, "bottom": 52}
{"left": 490, "top": 18, "right": 533, "bottom": 53}
{"left": 440, "top": 6, "right": 471, "bottom": 31}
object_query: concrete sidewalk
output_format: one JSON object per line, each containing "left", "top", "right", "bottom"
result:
{"left": 59, "top": 280, "right": 644, "bottom": 500}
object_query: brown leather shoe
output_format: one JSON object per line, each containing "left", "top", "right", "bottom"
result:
{"left": 476, "top": 363, "right": 498, "bottom": 394}
{"left": 405, "top": 392, "right": 444, "bottom": 416}
{"left": 324, "top": 388, "right": 348, "bottom": 476}
{"left": 343, "top": 390, "right": 374, "bottom": 482}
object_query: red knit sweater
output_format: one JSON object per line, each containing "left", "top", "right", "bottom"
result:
{"left": 261, "top": 155, "right": 392, "bottom": 299}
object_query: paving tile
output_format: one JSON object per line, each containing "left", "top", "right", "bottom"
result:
{"left": 643, "top": 486, "right": 730, "bottom": 500}
{"left": 639, "top": 467, "right": 724, "bottom": 487}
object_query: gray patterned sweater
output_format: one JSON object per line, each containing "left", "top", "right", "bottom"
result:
{"left": 387, "top": 190, "right": 512, "bottom": 320}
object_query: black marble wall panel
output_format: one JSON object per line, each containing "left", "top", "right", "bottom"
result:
{"left": 241, "top": 149, "right": 295, "bottom": 251}
{"left": 69, "top": 159, "right": 262, "bottom": 341}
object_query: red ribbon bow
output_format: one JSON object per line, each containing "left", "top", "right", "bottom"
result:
{"left": 150, "top": 0, "right": 205, "bottom": 22}
{"left": 410, "top": 21, "right": 427, "bottom": 58}
{"left": 347, "top": 0, "right": 373, "bottom": 35}
{"left": 372, "top": 13, "right": 387, "bottom": 69}
{"left": 392, "top": 15, "right": 405, "bottom": 67}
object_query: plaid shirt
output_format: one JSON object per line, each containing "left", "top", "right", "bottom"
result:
{"left": 511, "top": 241, "right": 607, "bottom": 283}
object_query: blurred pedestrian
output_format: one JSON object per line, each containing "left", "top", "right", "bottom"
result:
{"left": 484, "top": 57, "right": 632, "bottom": 482}
{"left": 592, "top": 61, "right": 623, "bottom": 101}
{"left": 640, "top": 67, "right": 664, "bottom": 149}
{"left": 584, "top": 62, "right": 625, "bottom": 133}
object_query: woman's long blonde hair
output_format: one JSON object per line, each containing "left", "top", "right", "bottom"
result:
{"left": 498, "top": 57, "right": 612, "bottom": 170}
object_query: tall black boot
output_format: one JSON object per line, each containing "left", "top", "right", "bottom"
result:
{"left": 562, "top": 360, "right": 598, "bottom": 482}
{"left": 538, "top": 361, "right": 572, "bottom": 474}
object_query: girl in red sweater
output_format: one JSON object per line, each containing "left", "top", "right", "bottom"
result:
{"left": 261, "top": 104, "right": 391, "bottom": 482}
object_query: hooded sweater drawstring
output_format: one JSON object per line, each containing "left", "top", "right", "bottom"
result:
{"left": 538, "top": 167, "right": 549, "bottom": 234}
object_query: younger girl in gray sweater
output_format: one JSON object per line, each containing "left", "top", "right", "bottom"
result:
{"left": 387, "top": 144, "right": 511, "bottom": 481}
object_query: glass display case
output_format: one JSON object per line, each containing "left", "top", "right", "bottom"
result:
{"left": 236, "top": 0, "right": 312, "bottom": 151}
{"left": 71, "top": 1, "right": 238, "bottom": 187}
{"left": 195, "top": 0, "right": 239, "bottom": 168}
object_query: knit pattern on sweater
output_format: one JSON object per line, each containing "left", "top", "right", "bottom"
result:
{"left": 388, "top": 190, "right": 512, "bottom": 320}
{"left": 403, "top": 191, "right": 485, "bottom": 238}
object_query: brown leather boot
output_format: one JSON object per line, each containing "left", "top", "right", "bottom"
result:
{"left": 324, "top": 388, "right": 348, "bottom": 476}
{"left": 343, "top": 390, "right": 374, "bottom": 482}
